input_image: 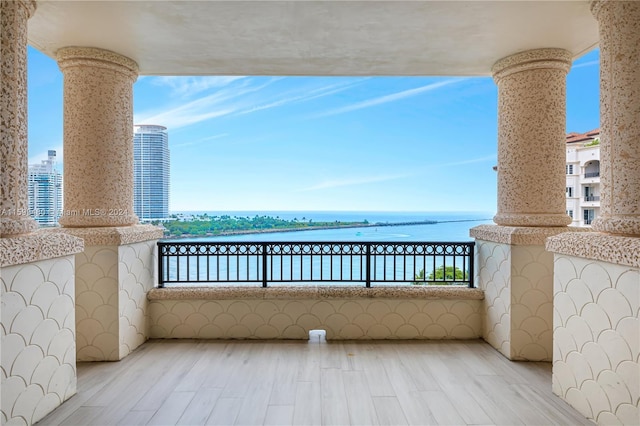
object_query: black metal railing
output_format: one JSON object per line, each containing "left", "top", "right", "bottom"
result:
{"left": 157, "top": 241, "right": 474, "bottom": 288}
{"left": 585, "top": 171, "right": 600, "bottom": 178}
{"left": 584, "top": 195, "right": 600, "bottom": 202}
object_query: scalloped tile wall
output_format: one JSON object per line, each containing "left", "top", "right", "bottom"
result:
{"left": 476, "top": 239, "right": 554, "bottom": 360}
{"left": 553, "top": 254, "right": 639, "bottom": 424}
{"left": 75, "top": 241, "right": 155, "bottom": 361}
{"left": 1, "top": 255, "right": 76, "bottom": 425}
{"left": 148, "top": 298, "right": 482, "bottom": 340}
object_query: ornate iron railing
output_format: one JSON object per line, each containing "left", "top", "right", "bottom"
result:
{"left": 157, "top": 241, "right": 474, "bottom": 288}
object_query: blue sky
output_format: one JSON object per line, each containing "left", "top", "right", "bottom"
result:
{"left": 27, "top": 47, "right": 600, "bottom": 213}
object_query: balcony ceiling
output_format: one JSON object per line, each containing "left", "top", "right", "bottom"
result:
{"left": 27, "top": 1, "right": 599, "bottom": 76}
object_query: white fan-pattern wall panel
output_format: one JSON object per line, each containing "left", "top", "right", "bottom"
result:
{"left": 1, "top": 256, "right": 76, "bottom": 425}
{"left": 476, "top": 240, "right": 554, "bottom": 360}
{"left": 553, "top": 254, "right": 639, "bottom": 425}
{"left": 510, "top": 244, "right": 554, "bottom": 361}
{"left": 75, "top": 242, "right": 156, "bottom": 361}
{"left": 118, "top": 241, "right": 155, "bottom": 358}
{"left": 75, "top": 246, "right": 119, "bottom": 361}
{"left": 149, "top": 298, "right": 482, "bottom": 339}
{"left": 476, "top": 240, "right": 511, "bottom": 357}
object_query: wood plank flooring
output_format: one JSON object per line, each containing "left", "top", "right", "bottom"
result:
{"left": 38, "top": 336, "right": 593, "bottom": 425}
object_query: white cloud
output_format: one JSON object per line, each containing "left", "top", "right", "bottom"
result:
{"left": 135, "top": 77, "right": 368, "bottom": 130}
{"left": 172, "top": 133, "right": 229, "bottom": 148}
{"left": 572, "top": 60, "right": 599, "bottom": 69}
{"left": 233, "top": 78, "right": 369, "bottom": 117}
{"left": 134, "top": 84, "right": 253, "bottom": 129}
{"left": 313, "top": 78, "right": 465, "bottom": 118}
{"left": 150, "top": 76, "right": 247, "bottom": 97}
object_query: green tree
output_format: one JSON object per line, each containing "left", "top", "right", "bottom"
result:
{"left": 412, "top": 269, "right": 426, "bottom": 285}
{"left": 428, "top": 266, "right": 464, "bottom": 281}
{"left": 413, "top": 266, "right": 466, "bottom": 285}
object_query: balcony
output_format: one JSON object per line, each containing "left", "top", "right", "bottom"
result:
{"left": 585, "top": 171, "right": 600, "bottom": 178}
{"left": 3, "top": 1, "right": 640, "bottom": 425}
{"left": 151, "top": 241, "right": 481, "bottom": 341}
{"left": 584, "top": 195, "right": 600, "bottom": 202}
{"left": 38, "top": 339, "right": 592, "bottom": 426}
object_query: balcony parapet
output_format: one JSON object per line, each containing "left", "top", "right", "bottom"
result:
{"left": 546, "top": 232, "right": 640, "bottom": 268}
{"left": 44, "top": 223, "right": 163, "bottom": 247}
{"left": 0, "top": 230, "right": 83, "bottom": 267}
{"left": 470, "top": 224, "right": 591, "bottom": 246}
{"left": 148, "top": 285, "right": 484, "bottom": 340}
{"left": 148, "top": 285, "right": 484, "bottom": 301}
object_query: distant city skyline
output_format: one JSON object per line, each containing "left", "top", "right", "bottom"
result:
{"left": 27, "top": 47, "right": 600, "bottom": 213}
{"left": 28, "top": 150, "right": 62, "bottom": 226}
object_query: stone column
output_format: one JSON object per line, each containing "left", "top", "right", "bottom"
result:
{"left": 591, "top": 0, "right": 640, "bottom": 236}
{"left": 1, "top": 5, "right": 87, "bottom": 424}
{"left": 54, "top": 47, "right": 162, "bottom": 362}
{"left": 492, "top": 48, "right": 572, "bottom": 228}
{"left": 545, "top": 2, "right": 640, "bottom": 423}
{"left": 471, "top": 48, "right": 580, "bottom": 362}
{"left": 0, "top": 0, "right": 38, "bottom": 236}
{"left": 57, "top": 47, "right": 139, "bottom": 227}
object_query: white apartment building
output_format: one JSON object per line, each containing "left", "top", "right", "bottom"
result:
{"left": 566, "top": 129, "right": 600, "bottom": 227}
{"left": 28, "top": 150, "right": 63, "bottom": 227}
{"left": 134, "top": 124, "right": 170, "bottom": 220}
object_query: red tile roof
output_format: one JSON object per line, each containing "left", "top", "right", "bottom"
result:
{"left": 566, "top": 128, "right": 600, "bottom": 144}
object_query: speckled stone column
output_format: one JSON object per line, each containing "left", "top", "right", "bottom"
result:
{"left": 492, "top": 48, "right": 572, "bottom": 227}
{"left": 591, "top": 1, "right": 640, "bottom": 236}
{"left": 0, "top": 0, "right": 38, "bottom": 236}
{"left": 57, "top": 47, "right": 139, "bottom": 227}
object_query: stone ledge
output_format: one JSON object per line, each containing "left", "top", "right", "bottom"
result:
{"left": 43, "top": 224, "right": 163, "bottom": 247}
{"left": 0, "top": 231, "right": 84, "bottom": 267}
{"left": 470, "top": 224, "right": 591, "bottom": 246}
{"left": 148, "top": 285, "right": 484, "bottom": 301}
{"left": 546, "top": 232, "right": 640, "bottom": 268}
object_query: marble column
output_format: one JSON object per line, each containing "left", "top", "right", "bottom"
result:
{"left": 57, "top": 47, "right": 139, "bottom": 227}
{"left": 0, "top": 0, "right": 38, "bottom": 236}
{"left": 590, "top": 0, "right": 640, "bottom": 236}
{"left": 492, "top": 48, "right": 572, "bottom": 228}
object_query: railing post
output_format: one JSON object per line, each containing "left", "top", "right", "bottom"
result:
{"left": 365, "top": 243, "right": 371, "bottom": 288}
{"left": 262, "top": 242, "right": 268, "bottom": 288}
{"left": 468, "top": 242, "right": 475, "bottom": 288}
{"left": 157, "top": 242, "right": 164, "bottom": 288}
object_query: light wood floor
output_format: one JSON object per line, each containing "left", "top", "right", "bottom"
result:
{"left": 38, "top": 336, "right": 592, "bottom": 426}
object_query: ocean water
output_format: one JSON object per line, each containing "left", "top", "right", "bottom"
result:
{"left": 169, "top": 211, "right": 494, "bottom": 242}
{"left": 162, "top": 211, "right": 494, "bottom": 286}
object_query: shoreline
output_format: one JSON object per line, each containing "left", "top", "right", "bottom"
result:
{"left": 161, "top": 218, "right": 490, "bottom": 240}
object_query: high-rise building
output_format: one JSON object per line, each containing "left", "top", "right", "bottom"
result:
{"left": 134, "top": 124, "right": 170, "bottom": 220}
{"left": 566, "top": 129, "right": 600, "bottom": 227}
{"left": 28, "top": 150, "right": 63, "bottom": 227}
